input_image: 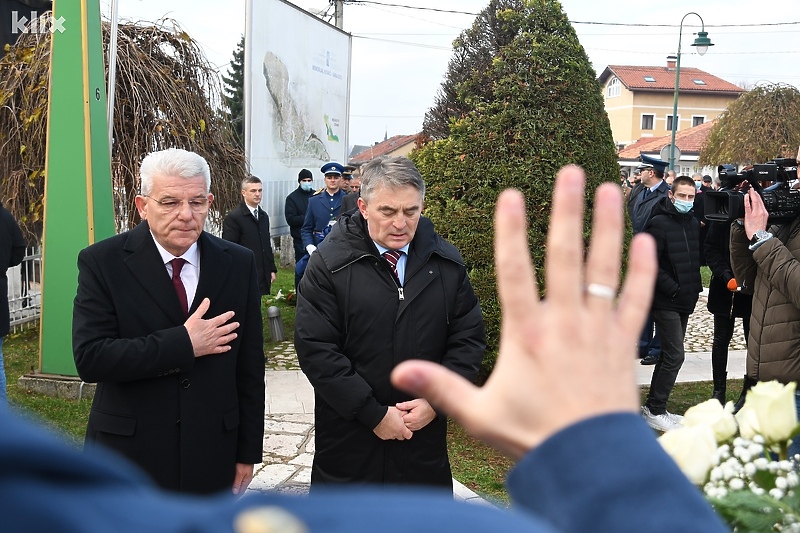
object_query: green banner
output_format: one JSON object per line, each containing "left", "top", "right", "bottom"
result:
{"left": 39, "top": 0, "right": 114, "bottom": 376}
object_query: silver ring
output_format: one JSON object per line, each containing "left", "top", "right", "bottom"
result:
{"left": 585, "top": 283, "right": 616, "bottom": 300}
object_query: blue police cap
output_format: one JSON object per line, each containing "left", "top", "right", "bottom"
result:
{"left": 639, "top": 153, "right": 669, "bottom": 172}
{"left": 320, "top": 162, "right": 344, "bottom": 176}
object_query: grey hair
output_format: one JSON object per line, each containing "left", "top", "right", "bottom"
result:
{"left": 359, "top": 156, "right": 425, "bottom": 205}
{"left": 140, "top": 148, "right": 211, "bottom": 196}
{"left": 241, "top": 175, "right": 262, "bottom": 191}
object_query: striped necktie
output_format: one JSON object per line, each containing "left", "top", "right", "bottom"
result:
{"left": 383, "top": 250, "right": 403, "bottom": 282}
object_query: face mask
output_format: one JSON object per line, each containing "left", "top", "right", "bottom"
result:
{"left": 695, "top": 181, "right": 702, "bottom": 189}
{"left": 300, "top": 182, "right": 314, "bottom": 192}
{"left": 673, "top": 199, "right": 693, "bottom": 214}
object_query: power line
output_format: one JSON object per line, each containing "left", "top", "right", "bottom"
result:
{"left": 342, "top": 1, "right": 478, "bottom": 16}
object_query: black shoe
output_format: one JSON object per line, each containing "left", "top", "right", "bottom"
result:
{"left": 640, "top": 354, "right": 659, "bottom": 366}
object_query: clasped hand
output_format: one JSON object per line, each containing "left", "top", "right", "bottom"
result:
{"left": 184, "top": 298, "right": 239, "bottom": 357}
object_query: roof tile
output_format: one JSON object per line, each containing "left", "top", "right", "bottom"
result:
{"left": 600, "top": 65, "right": 744, "bottom": 94}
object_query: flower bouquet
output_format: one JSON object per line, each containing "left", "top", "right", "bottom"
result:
{"left": 659, "top": 381, "right": 800, "bottom": 532}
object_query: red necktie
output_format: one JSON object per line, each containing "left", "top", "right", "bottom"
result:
{"left": 170, "top": 258, "right": 189, "bottom": 318}
{"left": 383, "top": 250, "right": 403, "bottom": 282}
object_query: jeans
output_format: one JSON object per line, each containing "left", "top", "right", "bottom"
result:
{"left": 646, "top": 309, "right": 689, "bottom": 415}
{"left": 638, "top": 314, "right": 661, "bottom": 358}
{"left": 0, "top": 337, "right": 6, "bottom": 405}
{"left": 711, "top": 314, "right": 750, "bottom": 383}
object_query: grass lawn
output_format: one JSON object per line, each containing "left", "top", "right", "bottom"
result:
{"left": 3, "top": 264, "right": 728, "bottom": 505}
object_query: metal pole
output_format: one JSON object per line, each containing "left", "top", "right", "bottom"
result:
{"left": 106, "top": 0, "right": 119, "bottom": 150}
{"left": 670, "top": 12, "right": 706, "bottom": 173}
{"left": 334, "top": 0, "right": 344, "bottom": 29}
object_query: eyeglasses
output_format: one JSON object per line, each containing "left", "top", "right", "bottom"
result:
{"left": 144, "top": 195, "right": 210, "bottom": 213}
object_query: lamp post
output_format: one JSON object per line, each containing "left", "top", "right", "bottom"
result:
{"left": 669, "top": 12, "right": 713, "bottom": 172}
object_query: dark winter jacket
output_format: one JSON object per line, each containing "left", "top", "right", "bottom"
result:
{"left": 644, "top": 197, "right": 702, "bottom": 313}
{"left": 222, "top": 202, "right": 277, "bottom": 295}
{"left": 731, "top": 218, "right": 800, "bottom": 383}
{"left": 294, "top": 209, "right": 486, "bottom": 488}
{"left": 0, "top": 203, "right": 25, "bottom": 337}
{"left": 285, "top": 186, "right": 313, "bottom": 241}
{"left": 704, "top": 220, "right": 752, "bottom": 319}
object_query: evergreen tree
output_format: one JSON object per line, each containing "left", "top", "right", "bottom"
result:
{"left": 412, "top": 0, "right": 619, "bottom": 376}
{"left": 699, "top": 83, "right": 800, "bottom": 166}
{"left": 222, "top": 35, "right": 245, "bottom": 148}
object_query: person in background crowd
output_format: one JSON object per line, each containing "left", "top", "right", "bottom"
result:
{"left": 731, "top": 186, "right": 800, "bottom": 456}
{"left": 301, "top": 162, "right": 347, "bottom": 257}
{"left": 641, "top": 175, "right": 702, "bottom": 431}
{"left": 285, "top": 169, "right": 315, "bottom": 288}
{"left": 222, "top": 175, "right": 277, "bottom": 296}
{"left": 704, "top": 219, "right": 752, "bottom": 408}
{"left": 0, "top": 200, "right": 25, "bottom": 404}
{"left": 627, "top": 155, "right": 669, "bottom": 366}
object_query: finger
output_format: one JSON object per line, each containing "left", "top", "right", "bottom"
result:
{"left": 206, "top": 311, "right": 236, "bottom": 328}
{"left": 494, "top": 189, "right": 539, "bottom": 331}
{"left": 392, "top": 360, "right": 479, "bottom": 422}
{"left": 217, "top": 333, "right": 238, "bottom": 345}
{"left": 189, "top": 298, "right": 210, "bottom": 321}
{"left": 545, "top": 166, "right": 586, "bottom": 305}
{"left": 616, "top": 233, "right": 657, "bottom": 345}
{"left": 584, "top": 183, "right": 623, "bottom": 305}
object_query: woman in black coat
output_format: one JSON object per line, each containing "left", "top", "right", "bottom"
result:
{"left": 704, "top": 220, "right": 753, "bottom": 408}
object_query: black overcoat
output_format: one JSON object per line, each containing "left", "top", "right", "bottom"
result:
{"left": 72, "top": 222, "right": 265, "bottom": 494}
{"left": 222, "top": 202, "right": 277, "bottom": 295}
{"left": 295, "top": 210, "right": 485, "bottom": 488}
{"left": 704, "top": 220, "right": 752, "bottom": 318}
{"left": 0, "top": 203, "right": 25, "bottom": 337}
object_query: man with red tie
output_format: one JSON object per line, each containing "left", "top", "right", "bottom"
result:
{"left": 295, "top": 156, "right": 485, "bottom": 490}
{"left": 72, "top": 148, "right": 265, "bottom": 495}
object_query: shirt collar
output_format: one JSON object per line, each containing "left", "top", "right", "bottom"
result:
{"left": 151, "top": 234, "right": 200, "bottom": 267}
{"left": 373, "top": 241, "right": 410, "bottom": 256}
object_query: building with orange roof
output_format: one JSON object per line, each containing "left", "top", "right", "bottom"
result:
{"left": 617, "top": 120, "right": 717, "bottom": 177}
{"left": 599, "top": 58, "right": 744, "bottom": 151}
{"left": 348, "top": 134, "right": 419, "bottom": 164}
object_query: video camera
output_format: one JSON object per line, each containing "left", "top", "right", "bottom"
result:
{"left": 704, "top": 158, "right": 800, "bottom": 224}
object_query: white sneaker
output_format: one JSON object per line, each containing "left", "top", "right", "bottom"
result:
{"left": 642, "top": 406, "right": 682, "bottom": 432}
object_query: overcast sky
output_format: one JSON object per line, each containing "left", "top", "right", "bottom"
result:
{"left": 104, "top": 0, "right": 800, "bottom": 149}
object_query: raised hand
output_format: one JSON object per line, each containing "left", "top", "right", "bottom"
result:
{"left": 392, "top": 165, "right": 657, "bottom": 459}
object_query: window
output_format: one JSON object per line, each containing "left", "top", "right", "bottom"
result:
{"left": 644, "top": 76, "right": 656, "bottom": 83}
{"left": 641, "top": 114, "right": 654, "bottom": 130}
{"left": 692, "top": 79, "right": 706, "bottom": 85}
{"left": 666, "top": 115, "right": 679, "bottom": 132}
{"left": 692, "top": 116, "right": 705, "bottom": 127}
{"left": 606, "top": 77, "right": 621, "bottom": 98}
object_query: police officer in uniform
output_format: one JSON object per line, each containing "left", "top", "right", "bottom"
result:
{"left": 301, "top": 162, "right": 348, "bottom": 256}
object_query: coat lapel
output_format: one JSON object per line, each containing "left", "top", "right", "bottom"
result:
{"left": 123, "top": 222, "right": 185, "bottom": 323}
{"left": 192, "top": 232, "right": 232, "bottom": 313}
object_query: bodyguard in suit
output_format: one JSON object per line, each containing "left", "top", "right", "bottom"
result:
{"left": 72, "top": 148, "right": 265, "bottom": 495}
{"left": 222, "top": 175, "right": 277, "bottom": 295}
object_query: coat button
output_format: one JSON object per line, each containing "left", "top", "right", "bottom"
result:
{"left": 181, "top": 379, "right": 190, "bottom": 389}
{"left": 176, "top": 419, "right": 181, "bottom": 426}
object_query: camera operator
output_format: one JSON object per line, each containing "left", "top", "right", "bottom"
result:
{"left": 730, "top": 187, "right": 800, "bottom": 454}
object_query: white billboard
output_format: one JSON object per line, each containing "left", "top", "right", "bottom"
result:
{"left": 244, "top": 0, "right": 351, "bottom": 235}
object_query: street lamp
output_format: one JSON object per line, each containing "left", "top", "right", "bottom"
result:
{"left": 669, "top": 12, "right": 714, "bottom": 172}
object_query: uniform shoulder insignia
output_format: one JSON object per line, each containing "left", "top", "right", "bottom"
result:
{"left": 312, "top": 188, "right": 325, "bottom": 196}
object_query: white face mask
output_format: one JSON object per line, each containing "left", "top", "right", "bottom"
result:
{"left": 300, "top": 182, "right": 314, "bottom": 192}
{"left": 695, "top": 181, "right": 702, "bottom": 189}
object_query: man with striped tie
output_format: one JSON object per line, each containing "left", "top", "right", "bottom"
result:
{"left": 295, "top": 155, "right": 485, "bottom": 490}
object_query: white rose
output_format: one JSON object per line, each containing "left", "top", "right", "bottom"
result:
{"left": 683, "top": 399, "right": 738, "bottom": 442}
{"left": 736, "top": 381, "right": 798, "bottom": 444}
{"left": 658, "top": 424, "right": 718, "bottom": 485}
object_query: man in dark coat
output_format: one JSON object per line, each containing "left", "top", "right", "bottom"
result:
{"left": 222, "top": 175, "right": 277, "bottom": 295}
{"left": 0, "top": 201, "right": 25, "bottom": 404}
{"left": 295, "top": 156, "right": 485, "bottom": 490}
{"left": 641, "top": 175, "right": 702, "bottom": 432}
{"left": 72, "top": 148, "right": 265, "bottom": 495}
{"left": 285, "top": 169, "right": 314, "bottom": 263}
